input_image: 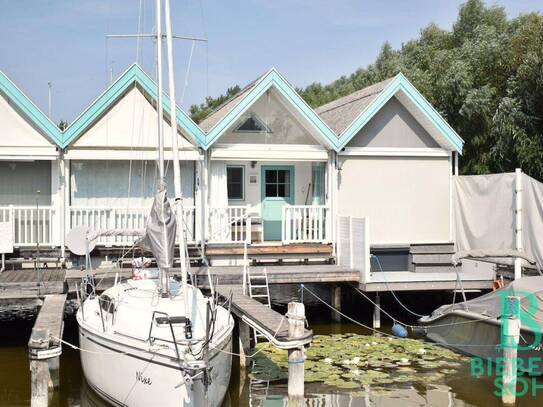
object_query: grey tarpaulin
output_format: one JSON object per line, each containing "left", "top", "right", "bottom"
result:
{"left": 430, "top": 276, "right": 543, "bottom": 331}
{"left": 453, "top": 172, "right": 543, "bottom": 268}
{"left": 143, "top": 189, "right": 177, "bottom": 269}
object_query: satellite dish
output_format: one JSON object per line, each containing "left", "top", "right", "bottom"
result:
{"left": 66, "top": 227, "right": 96, "bottom": 256}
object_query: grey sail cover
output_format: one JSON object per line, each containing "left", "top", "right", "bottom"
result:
{"left": 143, "top": 189, "right": 176, "bottom": 269}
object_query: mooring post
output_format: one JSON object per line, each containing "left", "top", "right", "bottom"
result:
{"left": 287, "top": 302, "right": 305, "bottom": 404}
{"left": 332, "top": 285, "right": 341, "bottom": 322}
{"left": 29, "top": 328, "right": 50, "bottom": 407}
{"left": 48, "top": 356, "right": 60, "bottom": 389}
{"left": 238, "top": 319, "right": 251, "bottom": 371}
{"left": 502, "top": 295, "right": 521, "bottom": 405}
{"left": 373, "top": 292, "right": 381, "bottom": 329}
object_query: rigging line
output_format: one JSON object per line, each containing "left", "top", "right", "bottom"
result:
{"left": 136, "top": 0, "right": 145, "bottom": 64}
{"left": 301, "top": 285, "right": 496, "bottom": 348}
{"left": 179, "top": 40, "right": 196, "bottom": 108}
{"left": 197, "top": 0, "right": 209, "bottom": 99}
{"left": 371, "top": 255, "right": 426, "bottom": 318}
{"left": 349, "top": 284, "right": 498, "bottom": 330}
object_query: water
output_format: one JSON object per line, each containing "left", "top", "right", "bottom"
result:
{"left": 2, "top": 306, "right": 543, "bottom": 406}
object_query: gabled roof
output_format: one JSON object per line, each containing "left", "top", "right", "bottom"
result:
{"left": 316, "top": 73, "right": 464, "bottom": 153}
{"left": 0, "top": 70, "right": 62, "bottom": 145}
{"left": 200, "top": 68, "right": 338, "bottom": 149}
{"left": 315, "top": 77, "right": 394, "bottom": 135}
{"left": 62, "top": 63, "right": 205, "bottom": 149}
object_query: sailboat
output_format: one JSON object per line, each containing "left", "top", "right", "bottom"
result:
{"left": 76, "top": 1, "right": 234, "bottom": 405}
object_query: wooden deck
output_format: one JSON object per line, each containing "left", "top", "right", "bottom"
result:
{"left": 194, "top": 264, "right": 359, "bottom": 286}
{"left": 0, "top": 269, "right": 66, "bottom": 297}
{"left": 216, "top": 285, "right": 312, "bottom": 348}
{"left": 205, "top": 243, "right": 333, "bottom": 259}
{"left": 361, "top": 268, "right": 496, "bottom": 292}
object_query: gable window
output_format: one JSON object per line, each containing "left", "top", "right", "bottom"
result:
{"left": 227, "top": 166, "right": 244, "bottom": 200}
{"left": 234, "top": 113, "right": 272, "bottom": 133}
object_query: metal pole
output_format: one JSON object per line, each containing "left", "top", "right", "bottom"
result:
{"left": 47, "top": 82, "right": 52, "bottom": 118}
{"left": 514, "top": 168, "right": 523, "bottom": 279}
{"left": 502, "top": 295, "right": 520, "bottom": 405}
{"left": 155, "top": 0, "right": 165, "bottom": 184}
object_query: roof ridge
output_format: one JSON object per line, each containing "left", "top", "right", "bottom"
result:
{"left": 316, "top": 87, "right": 386, "bottom": 114}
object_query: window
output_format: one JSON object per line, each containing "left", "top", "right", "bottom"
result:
{"left": 264, "top": 169, "right": 290, "bottom": 198}
{"left": 234, "top": 113, "right": 272, "bottom": 133}
{"left": 227, "top": 166, "right": 244, "bottom": 200}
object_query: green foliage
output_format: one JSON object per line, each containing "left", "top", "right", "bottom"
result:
{"left": 189, "top": 85, "right": 241, "bottom": 124}
{"left": 190, "top": 0, "right": 543, "bottom": 179}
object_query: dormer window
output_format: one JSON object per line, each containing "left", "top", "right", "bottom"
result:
{"left": 234, "top": 113, "right": 272, "bottom": 133}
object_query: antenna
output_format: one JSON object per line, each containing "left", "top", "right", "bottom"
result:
{"left": 47, "top": 83, "right": 52, "bottom": 118}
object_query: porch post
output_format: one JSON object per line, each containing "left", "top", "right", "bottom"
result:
{"left": 62, "top": 157, "right": 70, "bottom": 260}
{"left": 201, "top": 151, "right": 209, "bottom": 255}
{"left": 329, "top": 151, "right": 338, "bottom": 253}
{"left": 50, "top": 157, "right": 62, "bottom": 251}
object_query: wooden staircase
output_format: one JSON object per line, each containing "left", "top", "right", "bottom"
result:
{"left": 409, "top": 243, "right": 457, "bottom": 273}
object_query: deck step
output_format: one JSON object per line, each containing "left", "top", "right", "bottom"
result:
{"left": 411, "top": 264, "right": 458, "bottom": 273}
{"left": 409, "top": 244, "right": 455, "bottom": 254}
{"left": 410, "top": 253, "right": 455, "bottom": 265}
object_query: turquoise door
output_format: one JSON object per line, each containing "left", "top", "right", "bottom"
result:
{"left": 261, "top": 166, "right": 295, "bottom": 241}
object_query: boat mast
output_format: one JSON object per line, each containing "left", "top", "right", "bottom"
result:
{"left": 164, "top": 0, "right": 191, "bottom": 326}
{"left": 155, "top": 0, "right": 171, "bottom": 296}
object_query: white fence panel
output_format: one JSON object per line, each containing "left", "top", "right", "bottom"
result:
{"left": 208, "top": 206, "right": 251, "bottom": 243}
{"left": 69, "top": 205, "right": 197, "bottom": 246}
{"left": 337, "top": 216, "right": 370, "bottom": 283}
{"left": 282, "top": 205, "right": 329, "bottom": 244}
{"left": 0, "top": 206, "right": 55, "bottom": 247}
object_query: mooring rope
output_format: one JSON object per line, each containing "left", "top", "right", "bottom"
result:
{"left": 349, "top": 284, "right": 497, "bottom": 330}
{"left": 300, "top": 285, "right": 497, "bottom": 348}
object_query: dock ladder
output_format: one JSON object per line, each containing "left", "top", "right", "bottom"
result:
{"left": 247, "top": 267, "right": 271, "bottom": 343}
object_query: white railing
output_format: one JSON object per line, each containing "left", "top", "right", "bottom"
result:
{"left": 0, "top": 205, "right": 55, "bottom": 247}
{"left": 282, "top": 205, "right": 330, "bottom": 244}
{"left": 208, "top": 205, "right": 251, "bottom": 243}
{"left": 69, "top": 205, "right": 197, "bottom": 246}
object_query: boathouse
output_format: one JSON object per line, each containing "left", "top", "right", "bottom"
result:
{"left": 0, "top": 65, "right": 475, "bottom": 283}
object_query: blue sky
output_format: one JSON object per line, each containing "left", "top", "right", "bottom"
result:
{"left": 1, "top": 0, "right": 541, "bottom": 124}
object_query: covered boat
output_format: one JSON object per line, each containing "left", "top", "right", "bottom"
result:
{"left": 419, "top": 275, "right": 543, "bottom": 375}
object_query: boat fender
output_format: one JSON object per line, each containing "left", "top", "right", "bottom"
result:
{"left": 392, "top": 323, "right": 408, "bottom": 338}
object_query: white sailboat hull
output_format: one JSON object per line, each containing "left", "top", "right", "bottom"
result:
{"left": 79, "top": 324, "right": 233, "bottom": 407}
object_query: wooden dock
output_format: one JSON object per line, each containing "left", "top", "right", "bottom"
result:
{"left": 216, "top": 285, "right": 312, "bottom": 349}
{"left": 194, "top": 264, "right": 359, "bottom": 286}
{"left": 0, "top": 269, "right": 65, "bottom": 297}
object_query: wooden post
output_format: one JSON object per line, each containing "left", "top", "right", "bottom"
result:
{"left": 238, "top": 319, "right": 250, "bottom": 371}
{"left": 29, "top": 328, "right": 50, "bottom": 407}
{"left": 514, "top": 168, "right": 523, "bottom": 280}
{"left": 332, "top": 285, "right": 341, "bottom": 322}
{"left": 48, "top": 356, "right": 60, "bottom": 389}
{"left": 373, "top": 292, "right": 381, "bottom": 329}
{"left": 287, "top": 302, "right": 305, "bottom": 403}
{"left": 502, "top": 295, "right": 521, "bottom": 405}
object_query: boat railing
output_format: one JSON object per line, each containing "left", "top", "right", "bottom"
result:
{"left": 148, "top": 310, "right": 181, "bottom": 361}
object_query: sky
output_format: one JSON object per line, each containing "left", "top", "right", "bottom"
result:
{"left": 0, "top": 0, "right": 541, "bottom": 125}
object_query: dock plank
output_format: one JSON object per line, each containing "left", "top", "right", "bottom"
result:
{"left": 30, "top": 293, "right": 67, "bottom": 347}
{"left": 216, "top": 285, "right": 312, "bottom": 347}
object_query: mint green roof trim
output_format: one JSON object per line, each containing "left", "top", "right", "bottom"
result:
{"left": 0, "top": 70, "right": 62, "bottom": 145}
{"left": 337, "top": 73, "right": 464, "bottom": 153}
{"left": 203, "top": 68, "right": 338, "bottom": 150}
{"left": 61, "top": 64, "right": 204, "bottom": 149}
